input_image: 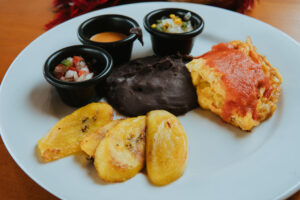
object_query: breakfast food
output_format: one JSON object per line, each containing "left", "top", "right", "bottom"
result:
{"left": 38, "top": 100, "right": 187, "bottom": 185}
{"left": 54, "top": 56, "right": 94, "bottom": 82}
{"left": 186, "top": 38, "right": 282, "bottom": 130}
{"left": 146, "top": 110, "right": 188, "bottom": 186}
{"left": 80, "top": 120, "right": 121, "bottom": 157}
{"left": 94, "top": 116, "right": 146, "bottom": 182}
{"left": 105, "top": 54, "right": 198, "bottom": 116}
{"left": 38, "top": 102, "right": 113, "bottom": 162}
{"left": 90, "top": 32, "right": 127, "bottom": 42}
{"left": 151, "top": 13, "right": 193, "bottom": 33}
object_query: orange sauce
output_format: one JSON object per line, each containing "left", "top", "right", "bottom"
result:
{"left": 90, "top": 32, "right": 127, "bottom": 42}
{"left": 201, "top": 43, "right": 272, "bottom": 121}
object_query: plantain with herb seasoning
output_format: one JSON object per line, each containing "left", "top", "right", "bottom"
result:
{"left": 94, "top": 116, "right": 146, "bottom": 182}
{"left": 80, "top": 120, "right": 121, "bottom": 157}
{"left": 146, "top": 110, "right": 188, "bottom": 186}
{"left": 37, "top": 102, "right": 188, "bottom": 185}
{"left": 38, "top": 102, "right": 113, "bottom": 162}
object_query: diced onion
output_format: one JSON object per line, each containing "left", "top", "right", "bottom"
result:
{"left": 65, "top": 70, "right": 76, "bottom": 78}
{"left": 85, "top": 73, "right": 94, "bottom": 80}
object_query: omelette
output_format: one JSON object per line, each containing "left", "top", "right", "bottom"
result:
{"left": 186, "top": 38, "right": 282, "bottom": 131}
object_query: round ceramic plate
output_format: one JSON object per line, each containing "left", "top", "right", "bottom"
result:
{"left": 1, "top": 2, "right": 300, "bottom": 200}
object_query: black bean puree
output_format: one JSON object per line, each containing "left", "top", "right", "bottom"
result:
{"left": 105, "top": 55, "right": 198, "bottom": 116}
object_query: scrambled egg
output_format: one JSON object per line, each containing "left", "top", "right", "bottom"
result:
{"left": 186, "top": 38, "right": 282, "bottom": 131}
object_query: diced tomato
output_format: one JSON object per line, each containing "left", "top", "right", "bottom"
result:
{"left": 69, "top": 66, "right": 77, "bottom": 71}
{"left": 78, "top": 70, "right": 87, "bottom": 77}
{"left": 54, "top": 72, "right": 64, "bottom": 79}
{"left": 54, "top": 64, "right": 67, "bottom": 73}
{"left": 73, "top": 56, "right": 83, "bottom": 65}
{"left": 53, "top": 55, "right": 94, "bottom": 82}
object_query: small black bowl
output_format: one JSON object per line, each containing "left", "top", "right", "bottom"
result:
{"left": 44, "top": 45, "right": 113, "bottom": 107}
{"left": 144, "top": 8, "right": 204, "bottom": 56}
{"left": 78, "top": 14, "right": 141, "bottom": 65}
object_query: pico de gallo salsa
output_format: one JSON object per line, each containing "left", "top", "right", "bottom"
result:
{"left": 54, "top": 56, "right": 94, "bottom": 82}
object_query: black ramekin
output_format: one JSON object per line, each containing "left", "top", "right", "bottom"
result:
{"left": 78, "top": 14, "right": 140, "bottom": 65}
{"left": 144, "top": 8, "right": 204, "bottom": 56}
{"left": 44, "top": 45, "right": 113, "bottom": 107}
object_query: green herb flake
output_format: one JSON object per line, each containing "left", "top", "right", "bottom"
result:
{"left": 156, "top": 19, "right": 162, "bottom": 24}
{"left": 181, "top": 22, "right": 188, "bottom": 29}
{"left": 155, "top": 26, "right": 164, "bottom": 32}
{"left": 61, "top": 59, "right": 72, "bottom": 67}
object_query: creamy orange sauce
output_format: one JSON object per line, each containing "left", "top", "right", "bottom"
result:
{"left": 201, "top": 43, "right": 272, "bottom": 121}
{"left": 90, "top": 32, "right": 127, "bottom": 42}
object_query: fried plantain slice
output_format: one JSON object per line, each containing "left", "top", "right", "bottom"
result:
{"left": 38, "top": 102, "right": 113, "bottom": 162}
{"left": 94, "top": 116, "right": 146, "bottom": 182}
{"left": 80, "top": 120, "right": 121, "bottom": 157}
{"left": 146, "top": 110, "right": 188, "bottom": 186}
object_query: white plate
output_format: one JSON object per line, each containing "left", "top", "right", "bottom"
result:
{"left": 1, "top": 2, "right": 300, "bottom": 200}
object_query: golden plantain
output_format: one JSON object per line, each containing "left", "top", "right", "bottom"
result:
{"left": 38, "top": 102, "right": 113, "bottom": 162}
{"left": 80, "top": 120, "right": 121, "bottom": 157}
{"left": 146, "top": 110, "right": 188, "bottom": 186}
{"left": 94, "top": 116, "right": 146, "bottom": 182}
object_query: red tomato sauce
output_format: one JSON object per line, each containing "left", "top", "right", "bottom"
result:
{"left": 200, "top": 43, "right": 272, "bottom": 121}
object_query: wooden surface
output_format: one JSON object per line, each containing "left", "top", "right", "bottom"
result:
{"left": 0, "top": 0, "right": 300, "bottom": 199}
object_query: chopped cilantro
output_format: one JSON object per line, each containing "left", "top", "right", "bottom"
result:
{"left": 156, "top": 19, "right": 162, "bottom": 24}
{"left": 181, "top": 22, "right": 188, "bottom": 29}
{"left": 61, "top": 59, "right": 72, "bottom": 67}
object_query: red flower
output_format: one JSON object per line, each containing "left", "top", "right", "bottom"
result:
{"left": 237, "top": 0, "right": 255, "bottom": 13}
{"left": 45, "top": 0, "right": 119, "bottom": 30}
{"left": 45, "top": 0, "right": 255, "bottom": 30}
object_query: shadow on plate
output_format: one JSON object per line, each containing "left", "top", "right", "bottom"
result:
{"left": 34, "top": 145, "right": 46, "bottom": 164}
{"left": 193, "top": 108, "right": 251, "bottom": 138}
{"left": 140, "top": 167, "right": 157, "bottom": 186}
{"left": 73, "top": 152, "right": 109, "bottom": 186}
{"left": 130, "top": 48, "right": 153, "bottom": 60}
{"left": 268, "top": 91, "right": 283, "bottom": 134}
{"left": 28, "top": 82, "right": 74, "bottom": 119}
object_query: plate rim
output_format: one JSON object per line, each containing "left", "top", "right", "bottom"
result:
{"left": 1, "top": 2, "right": 300, "bottom": 199}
